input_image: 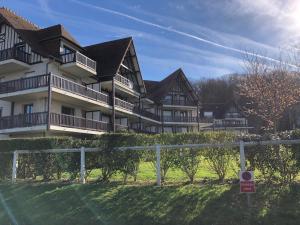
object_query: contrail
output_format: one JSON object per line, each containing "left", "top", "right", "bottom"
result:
{"left": 70, "top": 0, "right": 298, "bottom": 68}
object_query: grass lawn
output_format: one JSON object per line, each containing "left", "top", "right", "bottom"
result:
{"left": 1, "top": 182, "right": 300, "bottom": 225}
{"left": 86, "top": 160, "right": 239, "bottom": 183}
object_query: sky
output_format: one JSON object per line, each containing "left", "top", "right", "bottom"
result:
{"left": 2, "top": 0, "right": 300, "bottom": 81}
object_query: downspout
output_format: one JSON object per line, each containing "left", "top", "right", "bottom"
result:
{"left": 112, "top": 77, "right": 116, "bottom": 132}
{"left": 160, "top": 104, "right": 164, "bottom": 133}
{"left": 46, "top": 57, "right": 55, "bottom": 131}
{"left": 139, "top": 96, "right": 142, "bottom": 131}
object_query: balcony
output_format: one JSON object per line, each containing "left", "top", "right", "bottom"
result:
{"left": 162, "top": 99, "right": 196, "bottom": 107}
{"left": 115, "top": 97, "right": 134, "bottom": 112}
{"left": 0, "top": 112, "right": 48, "bottom": 133}
{"left": 0, "top": 48, "right": 31, "bottom": 73}
{"left": 51, "top": 74, "right": 109, "bottom": 106}
{"left": 114, "top": 74, "right": 140, "bottom": 96}
{"left": 213, "top": 119, "right": 248, "bottom": 128}
{"left": 115, "top": 123, "right": 128, "bottom": 132}
{"left": 0, "top": 74, "right": 110, "bottom": 106}
{"left": 60, "top": 51, "right": 97, "bottom": 81}
{"left": 115, "top": 74, "right": 134, "bottom": 89}
{"left": 163, "top": 116, "right": 198, "bottom": 123}
{"left": 133, "top": 107, "right": 161, "bottom": 121}
{"left": 50, "top": 113, "right": 110, "bottom": 132}
{"left": 0, "top": 112, "right": 111, "bottom": 134}
{"left": 0, "top": 74, "right": 49, "bottom": 99}
{"left": 199, "top": 118, "right": 214, "bottom": 123}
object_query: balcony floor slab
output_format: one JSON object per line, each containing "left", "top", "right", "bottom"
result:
{"left": 0, "top": 59, "right": 30, "bottom": 74}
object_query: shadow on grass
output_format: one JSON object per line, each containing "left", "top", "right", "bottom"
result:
{"left": 1, "top": 182, "right": 300, "bottom": 225}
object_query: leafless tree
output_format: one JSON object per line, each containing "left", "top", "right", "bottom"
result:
{"left": 238, "top": 52, "right": 300, "bottom": 132}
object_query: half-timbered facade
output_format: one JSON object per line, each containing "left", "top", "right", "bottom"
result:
{"left": 0, "top": 7, "right": 208, "bottom": 139}
{"left": 144, "top": 69, "right": 206, "bottom": 133}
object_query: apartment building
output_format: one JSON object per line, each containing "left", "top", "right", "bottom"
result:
{"left": 0, "top": 7, "right": 210, "bottom": 138}
{"left": 144, "top": 69, "right": 209, "bottom": 133}
{"left": 201, "top": 103, "right": 251, "bottom": 133}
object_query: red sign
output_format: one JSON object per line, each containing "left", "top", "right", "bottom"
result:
{"left": 240, "top": 181, "right": 256, "bottom": 193}
{"left": 239, "top": 171, "right": 255, "bottom": 193}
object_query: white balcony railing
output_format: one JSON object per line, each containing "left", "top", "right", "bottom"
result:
{"left": 60, "top": 51, "right": 96, "bottom": 72}
{"left": 51, "top": 74, "right": 109, "bottom": 104}
{"left": 115, "top": 97, "right": 134, "bottom": 111}
{"left": 115, "top": 74, "right": 134, "bottom": 90}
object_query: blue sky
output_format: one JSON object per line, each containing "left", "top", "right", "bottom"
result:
{"left": 2, "top": 0, "right": 300, "bottom": 80}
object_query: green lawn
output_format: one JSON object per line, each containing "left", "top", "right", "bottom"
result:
{"left": 86, "top": 160, "right": 239, "bottom": 183}
{"left": 1, "top": 182, "right": 300, "bottom": 225}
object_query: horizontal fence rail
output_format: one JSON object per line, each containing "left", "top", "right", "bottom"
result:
{"left": 6, "top": 139, "right": 300, "bottom": 154}
{"left": 6, "top": 139, "right": 300, "bottom": 186}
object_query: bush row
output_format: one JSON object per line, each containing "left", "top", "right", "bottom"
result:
{"left": 1, "top": 131, "right": 300, "bottom": 184}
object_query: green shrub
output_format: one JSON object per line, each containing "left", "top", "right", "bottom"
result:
{"left": 2, "top": 131, "right": 300, "bottom": 184}
{"left": 0, "top": 153, "right": 12, "bottom": 180}
{"left": 178, "top": 148, "right": 201, "bottom": 183}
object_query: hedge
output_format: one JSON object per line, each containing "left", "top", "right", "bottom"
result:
{"left": 1, "top": 131, "right": 300, "bottom": 184}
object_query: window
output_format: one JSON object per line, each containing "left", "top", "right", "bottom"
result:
{"left": 164, "top": 95, "right": 172, "bottom": 104}
{"left": 102, "top": 114, "right": 110, "bottom": 123}
{"left": 15, "top": 43, "right": 26, "bottom": 52}
{"left": 204, "top": 111, "right": 213, "bottom": 118}
{"left": 163, "top": 127, "right": 173, "bottom": 133}
{"left": 177, "top": 127, "right": 188, "bottom": 133}
{"left": 23, "top": 104, "right": 33, "bottom": 125}
{"left": 60, "top": 45, "right": 75, "bottom": 55}
{"left": 61, "top": 106, "right": 75, "bottom": 116}
{"left": 24, "top": 104, "right": 33, "bottom": 114}
{"left": 163, "top": 111, "right": 172, "bottom": 117}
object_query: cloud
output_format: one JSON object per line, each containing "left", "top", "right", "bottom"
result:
{"left": 69, "top": 0, "right": 294, "bottom": 67}
{"left": 140, "top": 54, "right": 233, "bottom": 80}
{"left": 37, "top": 0, "right": 55, "bottom": 21}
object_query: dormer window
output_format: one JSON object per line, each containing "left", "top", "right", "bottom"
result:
{"left": 60, "top": 45, "right": 74, "bottom": 54}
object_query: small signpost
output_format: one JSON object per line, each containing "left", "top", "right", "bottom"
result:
{"left": 240, "top": 171, "right": 255, "bottom": 193}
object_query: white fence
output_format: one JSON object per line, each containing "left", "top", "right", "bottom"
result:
{"left": 6, "top": 139, "right": 300, "bottom": 186}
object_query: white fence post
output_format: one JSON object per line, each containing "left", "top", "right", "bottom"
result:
{"left": 156, "top": 144, "right": 161, "bottom": 186}
{"left": 12, "top": 151, "right": 18, "bottom": 183}
{"left": 239, "top": 140, "right": 251, "bottom": 206}
{"left": 80, "top": 147, "right": 86, "bottom": 184}
{"left": 239, "top": 140, "right": 246, "bottom": 171}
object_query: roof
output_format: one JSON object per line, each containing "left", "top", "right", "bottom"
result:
{"left": 145, "top": 69, "right": 199, "bottom": 103}
{"left": 144, "top": 80, "right": 159, "bottom": 93}
{"left": 0, "top": 7, "right": 39, "bottom": 30}
{"left": 0, "top": 7, "right": 80, "bottom": 57}
{"left": 85, "top": 37, "right": 132, "bottom": 78}
{"left": 37, "top": 24, "right": 80, "bottom": 47}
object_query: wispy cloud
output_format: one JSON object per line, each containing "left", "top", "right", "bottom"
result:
{"left": 140, "top": 54, "right": 233, "bottom": 80}
{"left": 37, "top": 0, "right": 55, "bottom": 21}
{"left": 69, "top": 0, "right": 293, "bottom": 66}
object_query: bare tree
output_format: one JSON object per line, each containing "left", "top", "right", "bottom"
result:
{"left": 238, "top": 52, "right": 300, "bottom": 132}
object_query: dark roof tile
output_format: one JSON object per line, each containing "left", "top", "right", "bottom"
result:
{"left": 38, "top": 24, "right": 80, "bottom": 47}
{"left": 145, "top": 69, "right": 199, "bottom": 103}
{"left": 85, "top": 37, "right": 132, "bottom": 78}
